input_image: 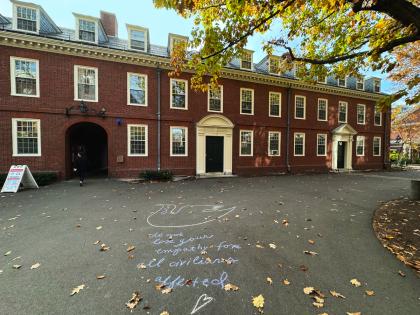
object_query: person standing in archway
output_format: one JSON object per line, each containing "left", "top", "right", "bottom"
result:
{"left": 73, "top": 147, "right": 87, "bottom": 186}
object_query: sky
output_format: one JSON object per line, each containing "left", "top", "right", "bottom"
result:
{"left": 0, "top": 0, "right": 395, "bottom": 93}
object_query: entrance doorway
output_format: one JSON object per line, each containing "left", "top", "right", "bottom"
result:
{"left": 337, "top": 141, "right": 346, "bottom": 169}
{"left": 206, "top": 136, "right": 224, "bottom": 173}
{"left": 66, "top": 122, "right": 108, "bottom": 178}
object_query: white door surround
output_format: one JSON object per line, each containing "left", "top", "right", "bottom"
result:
{"left": 196, "top": 114, "right": 234, "bottom": 175}
{"left": 332, "top": 124, "right": 357, "bottom": 171}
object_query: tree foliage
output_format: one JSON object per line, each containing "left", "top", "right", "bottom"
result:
{"left": 153, "top": 0, "right": 420, "bottom": 107}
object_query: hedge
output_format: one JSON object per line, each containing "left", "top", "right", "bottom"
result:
{"left": 139, "top": 170, "right": 173, "bottom": 181}
{"left": 0, "top": 172, "right": 58, "bottom": 188}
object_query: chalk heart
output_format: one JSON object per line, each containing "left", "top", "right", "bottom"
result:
{"left": 191, "top": 294, "right": 214, "bottom": 314}
{"left": 147, "top": 204, "right": 237, "bottom": 228}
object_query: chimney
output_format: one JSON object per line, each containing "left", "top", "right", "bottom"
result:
{"left": 100, "top": 11, "right": 118, "bottom": 37}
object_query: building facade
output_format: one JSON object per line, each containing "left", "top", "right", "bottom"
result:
{"left": 0, "top": 1, "right": 390, "bottom": 179}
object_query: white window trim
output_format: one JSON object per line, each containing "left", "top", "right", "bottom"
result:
{"left": 12, "top": 3, "right": 40, "bottom": 34}
{"left": 357, "top": 104, "right": 366, "bottom": 125}
{"left": 240, "top": 50, "right": 253, "bottom": 70}
{"left": 373, "top": 79, "right": 381, "bottom": 93}
{"left": 356, "top": 136, "right": 365, "bottom": 157}
{"left": 316, "top": 133, "right": 327, "bottom": 157}
{"left": 317, "top": 98, "right": 328, "bottom": 121}
{"left": 374, "top": 109, "right": 382, "bottom": 126}
{"left": 356, "top": 77, "right": 365, "bottom": 90}
{"left": 338, "top": 101, "right": 348, "bottom": 123}
{"left": 170, "top": 126, "right": 188, "bottom": 157}
{"left": 207, "top": 85, "right": 223, "bottom": 113}
{"left": 268, "top": 131, "right": 281, "bottom": 156}
{"left": 239, "top": 130, "right": 254, "bottom": 156}
{"left": 373, "top": 137, "right": 382, "bottom": 156}
{"left": 127, "top": 72, "right": 148, "bottom": 106}
{"left": 170, "top": 78, "right": 188, "bottom": 110}
{"left": 74, "top": 65, "right": 99, "bottom": 102}
{"left": 294, "top": 132, "right": 305, "bottom": 157}
{"left": 12, "top": 118, "right": 41, "bottom": 157}
{"left": 337, "top": 76, "right": 346, "bottom": 87}
{"left": 268, "top": 92, "right": 282, "bottom": 117}
{"left": 127, "top": 124, "right": 148, "bottom": 157}
{"left": 240, "top": 88, "right": 254, "bottom": 115}
{"left": 10, "top": 56, "right": 40, "bottom": 98}
{"left": 127, "top": 24, "right": 148, "bottom": 52}
{"left": 317, "top": 76, "right": 327, "bottom": 84}
{"left": 75, "top": 16, "right": 99, "bottom": 44}
{"left": 294, "top": 95, "right": 306, "bottom": 120}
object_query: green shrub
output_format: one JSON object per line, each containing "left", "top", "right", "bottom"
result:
{"left": 0, "top": 172, "right": 58, "bottom": 187}
{"left": 140, "top": 170, "right": 173, "bottom": 181}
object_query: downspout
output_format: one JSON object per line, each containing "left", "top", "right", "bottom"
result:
{"left": 157, "top": 67, "right": 161, "bottom": 171}
{"left": 286, "top": 85, "right": 292, "bottom": 173}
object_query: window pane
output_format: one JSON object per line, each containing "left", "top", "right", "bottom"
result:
{"left": 17, "top": 6, "right": 37, "bottom": 32}
{"left": 14, "top": 59, "right": 37, "bottom": 95}
{"left": 16, "top": 120, "right": 39, "bottom": 154}
{"left": 339, "top": 102, "right": 347, "bottom": 122}
{"left": 269, "top": 133, "right": 280, "bottom": 155}
{"left": 241, "top": 90, "right": 253, "bottom": 114}
{"left": 374, "top": 111, "right": 381, "bottom": 125}
{"left": 295, "top": 97, "right": 305, "bottom": 118}
{"left": 172, "top": 80, "right": 186, "bottom": 108}
{"left": 209, "top": 86, "right": 222, "bottom": 111}
{"left": 317, "top": 135, "right": 326, "bottom": 155}
{"left": 129, "top": 74, "right": 146, "bottom": 104}
{"left": 269, "top": 93, "right": 280, "bottom": 116}
{"left": 130, "top": 126, "right": 146, "bottom": 155}
{"left": 131, "top": 30, "right": 146, "bottom": 50}
{"left": 318, "top": 99, "right": 327, "bottom": 120}
{"left": 172, "top": 128, "right": 186, "bottom": 155}
{"left": 79, "top": 19, "right": 96, "bottom": 42}
{"left": 356, "top": 137, "right": 364, "bottom": 155}
{"left": 357, "top": 105, "right": 365, "bottom": 124}
{"left": 294, "top": 134, "right": 304, "bottom": 155}
{"left": 269, "top": 58, "right": 279, "bottom": 74}
{"left": 240, "top": 131, "right": 252, "bottom": 155}
{"left": 77, "top": 68, "right": 96, "bottom": 100}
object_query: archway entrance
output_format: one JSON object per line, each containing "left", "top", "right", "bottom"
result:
{"left": 66, "top": 122, "right": 108, "bottom": 178}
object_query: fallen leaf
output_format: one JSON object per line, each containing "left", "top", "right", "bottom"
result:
{"left": 127, "top": 245, "right": 135, "bottom": 252}
{"left": 224, "top": 283, "right": 239, "bottom": 291}
{"left": 350, "top": 279, "right": 361, "bottom": 287}
{"left": 330, "top": 290, "right": 346, "bottom": 298}
{"left": 398, "top": 270, "right": 406, "bottom": 277}
{"left": 267, "top": 277, "right": 273, "bottom": 285}
{"left": 12, "top": 264, "right": 22, "bottom": 269}
{"left": 96, "top": 226, "right": 102, "bottom": 230}
{"left": 304, "top": 287, "right": 314, "bottom": 295}
{"left": 346, "top": 312, "right": 361, "bottom": 315}
{"left": 300, "top": 265, "right": 308, "bottom": 272}
{"left": 269, "top": 243, "right": 277, "bottom": 249}
{"left": 137, "top": 263, "right": 146, "bottom": 269}
{"left": 252, "top": 294, "right": 264, "bottom": 310}
{"left": 96, "top": 275, "right": 106, "bottom": 280}
{"left": 282, "top": 219, "right": 289, "bottom": 226}
{"left": 100, "top": 244, "right": 110, "bottom": 251}
{"left": 70, "top": 284, "right": 85, "bottom": 296}
{"left": 161, "top": 287, "right": 172, "bottom": 294}
{"left": 312, "top": 296, "right": 324, "bottom": 304}
{"left": 93, "top": 240, "right": 100, "bottom": 245}
{"left": 160, "top": 312, "right": 169, "bottom": 315}
{"left": 125, "top": 291, "right": 141, "bottom": 309}
{"left": 30, "top": 263, "right": 40, "bottom": 270}
{"left": 304, "top": 250, "right": 318, "bottom": 256}
{"left": 256, "top": 244, "right": 264, "bottom": 249}
{"left": 308, "top": 240, "right": 315, "bottom": 245}
{"left": 283, "top": 279, "right": 290, "bottom": 285}
{"left": 365, "top": 290, "right": 375, "bottom": 296}
{"left": 4, "top": 251, "right": 11, "bottom": 256}
{"left": 313, "top": 302, "right": 324, "bottom": 308}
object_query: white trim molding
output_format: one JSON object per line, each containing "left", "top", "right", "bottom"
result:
{"left": 269, "top": 91, "right": 281, "bottom": 117}
{"left": 356, "top": 135, "right": 365, "bottom": 156}
{"left": 317, "top": 98, "right": 328, "bottom": 121}
{"left": 170, "top": 126, "right": 188, "bottom": 156}
{"left": 268, "top": 131, "right": 281, "bottom": 156}
{"left": 294, "top": 132, "right": 305, "bottom": 156}
{"left": 316, "top": 133, "right": 327, "bottom": 157}
{"left": 240, "top": 88, "right": 254, "bottom": 115}
{"left": 207, "top": 84, "right": 223, "bottom": 113}
{"left": 357, "top": 104, "right": 366, "bottom": 125}
{"left": 239, "top": 129, "right": 254, "bottom": 156}
{"left": 12, "top": 1, "right": 40, "bottom": 34}
{"left": 373, "top": 136, "right": 382, "bottom": 156}
{"left": 12, "top": 117, "right": 41, "bottom": 157}
{"left": 294, "top": 95, "right": 306, "bottom": 120}
{"left": 74, "top": 65, "right": 98, "bottom": 102}
{"left": 74, "top": 13, "right": 99, "bottom": 44}
{"left": 127, "top": 124, "right": 148, "bottom": 157}
{"left": 127, "top": 72, "right": 148, "bottom": 106}
{"left": 338, "top": 101, "right": 348, "bottom": 123}
{"left": 126, "top": 24, "right": 148, "bottom": 52}
{"left": 10, "top": 56, "right": 40, "bottom": 98}
{"left": 170, "top": 78, "right": 188, "bottom": 110}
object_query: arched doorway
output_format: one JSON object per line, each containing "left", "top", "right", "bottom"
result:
{"left": 65, "top": 122, "right": 108, "bottom": 178}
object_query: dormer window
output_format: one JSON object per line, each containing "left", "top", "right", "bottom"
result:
{"left": 269, "top": 57, "right": 280, "bottom": 75}
{"left": 317, "top": 76, "right": 327, "bottom": 84}
{"left": 240, "top": 50, "right": 253, "bottom": 70}
{"left": 78, "top": 19, "right": 96, "bottom": 42}
{"left": 373, "top": 79, "right": 381, "bottom": 93}
{"left": 337, "top": 77, "right": 346, "bottom": 87}
{"left": 168, "top": 34, "right": 188, "bottom": 54}
{"left": 127, "top": 25, "right": 148, "bottom": 52}
{"left": 14, "top": 5, "right": 39, "bottom": 33}
{"left": 356, "top": 77, "right": 364, "bottom": 90}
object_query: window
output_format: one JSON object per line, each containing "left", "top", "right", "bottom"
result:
{"left": 240, "top": 51, "right": 253, "bottom": 70}
{"left": 77, "top": 19, "right": 96, "bottom": 43}
{"left": 15, "top": 5, "right": 38, "bottom": 33}
{"left": 208, "top": 85, "right": 223, "bottom": 112}
{"left": 269, "top": 92, "right": 281, "bottom": 117}
{"left": 373, "top": 137, "right": 381, "bottom": 156}
{"left": 269, "top": 57, "right": 280, "bottom": 74}
{"left": 373, "top": 79, "right": 381, "bottom": 93}
{"left": 337, "top": 77, "right": 346, "bottom": 87}
{"left": 338, "top": 101, "right": 347, "bottom": 123}
{"left": 127, "top": 124, "right": 148, "bottom": 156}
{"left": 170, "top": 79, "right": 188, "bottom": 109}
{"left": 357, "top": 104, "right": 366, "bottom": 124}
{"left": 294, "top": 95, "right": 306, "bottom": 119}
{"left": 374, "top": 109, "right": 382, "bottom": 126}
{"left": 128, "top": 27, "right": 147, "bottom": 52}
{"left": 170, "top": 127, "right": 188, "bottom": 156}
{"left": 127, "top": 73, "right": 147, "bottom": 106}
{"left": 356, "top": 136, "right": 365, "bottom": 156}
{"left": 317, "top": 134, "right": 327, "bottom": 156}
{"left": 12, "top": 118, "right": 41, "bottom": 156}
{"left": 10, "top": 57, "right": 39, "bottom": 97}
{"left": 240, "top": 88, "right": 254, "bottom": 115}
{"left": 356, "top": 77, "right": 364, "bottom": 90}
{"left": 317, "top": 76, "right": 327, "bottom": 84}
{"left": 294, "top": 133, "right": 305, "bottom": 156}
{"left": 240, "top": 130, "right": 253, "bottom": 156}
{"left": 74, "top": 66, "right": 98, "bottom": 102}
{"left": 317, "top": 99, "right": 328, "bottom": 121}
{"left": 268, "top": 132, "right": 281, "bottom": 156}
{"left": 169, "top": 35, "right": 188, "bottom": 53}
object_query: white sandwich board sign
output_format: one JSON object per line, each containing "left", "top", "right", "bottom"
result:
{"left": 1, "top": 165, "right": 39, "bottom": 193}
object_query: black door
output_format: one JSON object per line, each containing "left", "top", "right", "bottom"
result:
{"left": 337, "top": 141, "right": 346, "bottom": 169}
{"left": 206, "top": 136, "right": 224, "bottom": 173}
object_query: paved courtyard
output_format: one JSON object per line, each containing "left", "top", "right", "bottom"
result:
{"left": 1, "top": 171, "right": 419, "bottom": 314}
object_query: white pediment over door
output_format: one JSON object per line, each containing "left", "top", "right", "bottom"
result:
{"left": 332, "top": 123, "right": 358, "bottom": 136}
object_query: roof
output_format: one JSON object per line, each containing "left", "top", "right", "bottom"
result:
{"left": 0, "top": 14, "right": 11, "bottom": 25}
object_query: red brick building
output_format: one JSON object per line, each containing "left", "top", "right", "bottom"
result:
{"left": 0, "top": 1, "right": 390, "bottom": 179}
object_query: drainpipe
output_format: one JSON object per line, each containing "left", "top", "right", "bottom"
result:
{"left": 157, "top": 67, "right": 161, "bottom": 171}
{"left": 286, "top": 85, "right": 292, "bottom": 173}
